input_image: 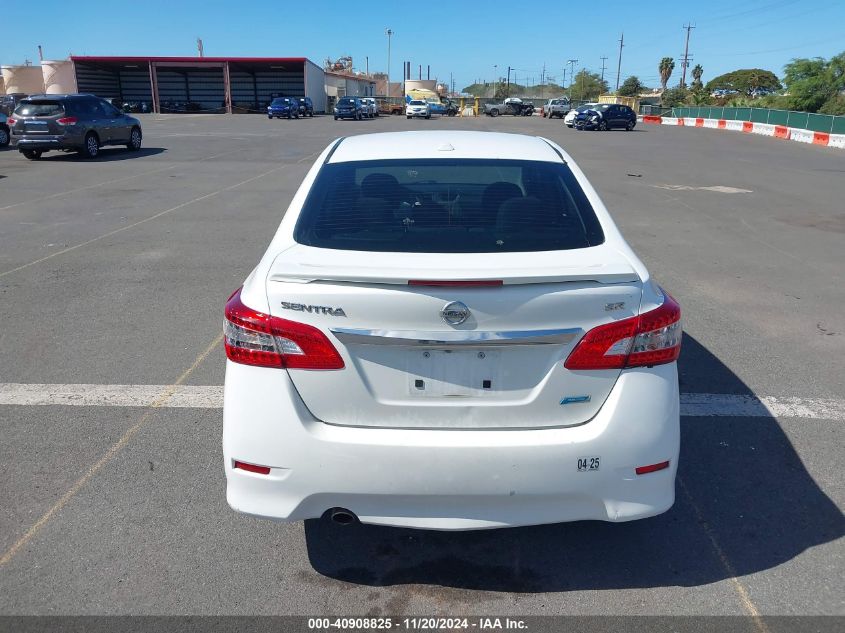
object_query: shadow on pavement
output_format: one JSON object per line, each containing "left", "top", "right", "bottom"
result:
{"left": 304, "top": 333, "right": 843, "bottom": 591}
{"left": 32, "top": 147, "right": 166, "bottom": 162}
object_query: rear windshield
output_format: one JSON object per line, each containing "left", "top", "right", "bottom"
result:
{"left": 294, "top": 159, "right": 605, "bottom": 253}
{"left": 14, "top": 100, "right": 64, "bottom": 117}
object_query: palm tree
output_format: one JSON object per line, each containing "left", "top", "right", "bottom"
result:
{"left": 659, "top": 57, "right": 675, "bottom": 91}
{"left": 691, "top": 64, "right": 703, "bottom": 89}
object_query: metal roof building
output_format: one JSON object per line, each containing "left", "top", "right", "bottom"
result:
{"left": 69, "top": 56, "right": 327, "bottom": 114}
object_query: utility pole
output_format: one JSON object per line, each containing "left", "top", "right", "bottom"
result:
{"left": 197, "top": 38, "right": 204, "bottom": 57}
{"left": 385, "top": 29, "right": 393, "bottom": 98}
{"left": 600, "top": 56, "right": 608, "bottom": 83}
{"left": 493, "top": 64, "right": 498, "bottom": 97}
{"left": 615, "top": 33, "right": 624, "bottom": 91}
{"left": 506, "top": 66, "right": 512, "bottom": 97}
{"left": 567, "top": 59, "right": 578, "bottom": 100}
{"left": 680, "top": 23, "right": 695, "bottom": 87}
{"left": 562, "top": 68, "right": 567, "bottom": 92}
{"left": 541, "top": 63, "right": 546, "bottom": 100}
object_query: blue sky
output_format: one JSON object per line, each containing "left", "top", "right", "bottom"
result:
{"left": 4, "top": 0, "right": 844, "bottom": 91}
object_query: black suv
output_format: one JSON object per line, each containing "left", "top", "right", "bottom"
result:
{"left": 333, "top": 96, "right": 364, "bottom": 121}
{"left": 297, "top": 97, "right": 314, "bottom": 117}
{"left": 9, "top": 94, "right": 143, "bottom": 159}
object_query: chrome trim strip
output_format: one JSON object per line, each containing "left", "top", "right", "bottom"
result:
{"left": 330, "top": 327, "right": 581, "bottom": 347}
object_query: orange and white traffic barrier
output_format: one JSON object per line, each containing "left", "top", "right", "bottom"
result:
{"left": 791, "top": 129, "right": 814, "bottom": 144}
{"left": 640, "top": 115, "right": 842, "bottom": 149}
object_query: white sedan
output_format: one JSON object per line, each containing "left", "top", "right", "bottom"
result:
{"left": 223, "top": 131, "right": 682, "bottom": 530}
{"left": 406, "top": 99, "right": 431, "bottom": 119}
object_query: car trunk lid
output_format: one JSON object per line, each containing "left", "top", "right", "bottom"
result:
{"left": 266, "top": 244, "right": 642, "bottom": 430}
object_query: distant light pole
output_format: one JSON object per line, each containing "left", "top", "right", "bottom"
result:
{"left": 385, "top": 28, "right": 393, "bottom": 98}
{"left": 493, "top": 64, "right": 498, "bottom": 97}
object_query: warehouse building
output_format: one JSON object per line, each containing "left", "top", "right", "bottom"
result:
{"left": 22, "top": 56, "right": 328, "bottom": 113}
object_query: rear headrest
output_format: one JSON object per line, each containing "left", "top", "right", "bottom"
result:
{"left": 361, "top": 173, "right": 400, "bottom": 199}
{"left": 482, "top": 181, "right": 523, "bottom": 210}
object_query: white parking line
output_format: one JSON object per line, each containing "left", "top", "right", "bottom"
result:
{"left": 1, "top": 383, "right": 843, "bottom": 420}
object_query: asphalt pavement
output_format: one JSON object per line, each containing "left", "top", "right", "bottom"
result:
{"left": 0, "top": 112, "right": 842, "bottom": 618}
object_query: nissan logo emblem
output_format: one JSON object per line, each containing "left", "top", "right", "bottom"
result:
{"left": 440, "top": 301, "right": 470, "bottom": 326}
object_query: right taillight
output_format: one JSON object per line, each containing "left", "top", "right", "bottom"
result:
{"left": 564, "top": 292, "right": 682, "bottom": 370}
{"left": 7, "top": 118, "right": 16, "bottom": 126}
{"left": 223, "top": 287, "right": 344, "bottom": 370}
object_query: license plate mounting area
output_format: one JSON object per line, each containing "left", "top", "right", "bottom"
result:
{"left": 406, "top": 349, "right": 502, "bottom": 397}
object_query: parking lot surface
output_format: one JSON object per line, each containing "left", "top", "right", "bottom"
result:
{"left": 0, "top": 113, "right": 843, "bottom": 617}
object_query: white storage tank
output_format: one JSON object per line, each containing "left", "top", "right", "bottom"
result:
{"left": 42, "top": 60, "right": 77, "bottom": 94}
{"left": 1, "top": 64, "right": 45, "bottom": 95}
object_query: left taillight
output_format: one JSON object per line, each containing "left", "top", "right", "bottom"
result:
{"left": 564, "top": 292, "right": 682, "bottom": 370}
{"left": 56, "top": 116, "right": 78, "bottom": 125}
{"left": 223, "top": 287, "right": 344, "bottom": 370}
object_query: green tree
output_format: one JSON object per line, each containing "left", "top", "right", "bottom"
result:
{"left": 569, "top": 69, "right": 609, "bottom": 100}
{"left": 689, "top": 90, "right": 712, "bottom": 106}
{"left": 691, "top": 64, "right": 704, "bottom": 90}
{"left": 819, "top": 95, "right": 845, "bottom": 115}
{"left": 661, "top": 86, "right": 688, "bottom": 107}
{"left": 618, "top": 76, "right": 645, "bottom": 97}
{"left": 494, "top": 81, "right": 510, "bottom": 100}
{"left": 705, "top": 69, "right": 781, "bottom": 97}
{"left": 783, "top": 52, "right": 845, "bottom": 113}
{"left": 659, "top": 57, "right": 675, "bottom": 91}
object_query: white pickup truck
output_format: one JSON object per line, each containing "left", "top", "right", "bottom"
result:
{"left": 543, "top": 98, "right": 571, "bottom": 119}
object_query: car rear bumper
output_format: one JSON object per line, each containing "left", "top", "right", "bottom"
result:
{"left": 14, "top": 137, "right": 73, "bottom": 150}
{"left": 223, "top": 361, "right": 679, "bottom": 530}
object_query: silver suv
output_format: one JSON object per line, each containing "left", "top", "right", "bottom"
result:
{"left": 9, "top": 94, "right": 142, "bottom": 160}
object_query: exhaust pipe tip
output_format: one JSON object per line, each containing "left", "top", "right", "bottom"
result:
{"left": 329, "top": 507, "right": 357, "bottom": 526}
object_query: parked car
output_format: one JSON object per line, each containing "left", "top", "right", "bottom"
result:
{"left": 267, "top": 97, "right": 300, "bottom": 119}
{"left": 9, "top": 94, "right": 142, "bottom": 160}
{"left": 564, "top": 103, "right": 597, "bottom": 127}
{"left": 297, "top": 97, "right": 314, "bottom": 117}
{"left": 543, "top": 98, "right": 571, "bottom": 118}
{"left": 406, "top": 99, "right": 431, "bottom": 119}
{"left": 0, "top": 113, "right": 9, "bottom": 148}
{"left": 574, "top": 104, "right": 637, "bottom": 131}
{"left": 379, "top": 99, "right": 405, "bottom": 116}
{"left": 334, "top": 96, "right": 365, "bottom": 120}
{"left": 361, "top": 98, "right": 378, "bottom": 118}
{"left": 0, "top": 93, "right": 28, "bottom": 117}
{"left": 484, "top": 97, "right": 535, "bottom": 117}
{"left": 222, "top": 130, "right": 682, "bottom": 530}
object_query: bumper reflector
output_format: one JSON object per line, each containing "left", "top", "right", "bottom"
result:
{"left": 233, "top": 460, "right": 271, "bottom": 475}
{"left": 635, "top": 460, "right": 670, "bottom": 475}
